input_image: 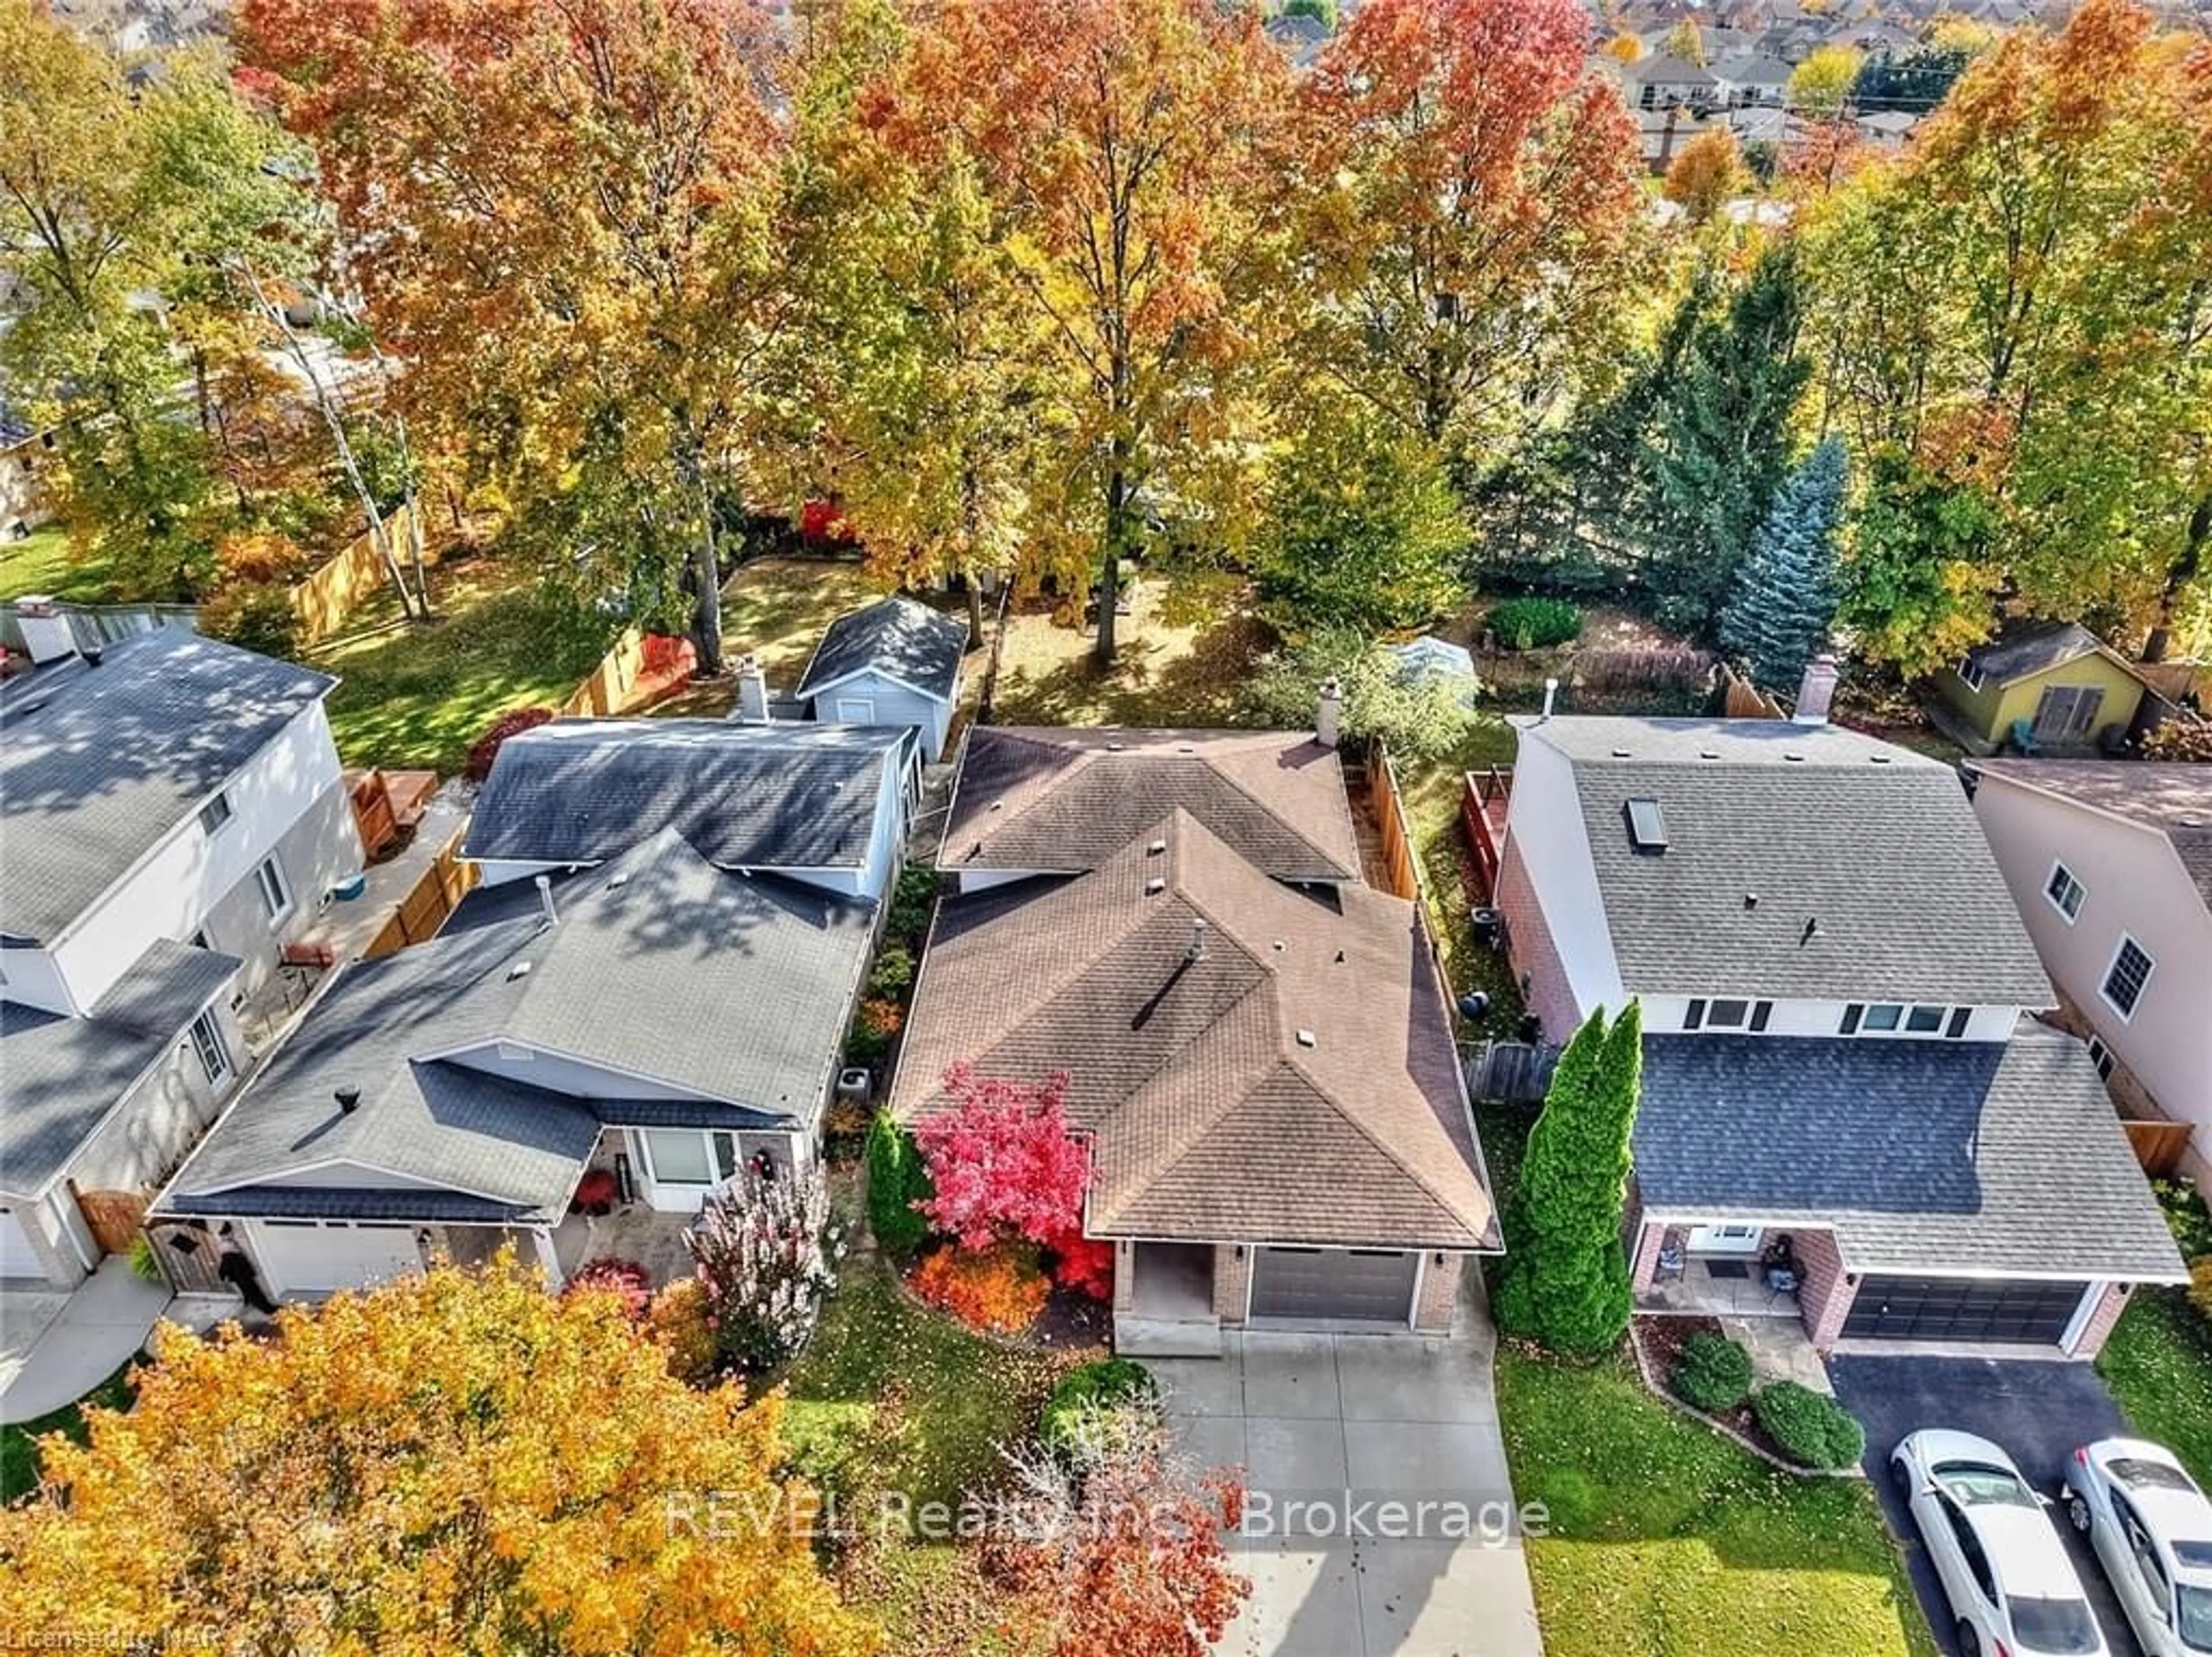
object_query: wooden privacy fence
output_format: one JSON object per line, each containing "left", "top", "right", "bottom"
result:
{"left": 289, "top": 505, "right": 431, "bottom": 645}
{"left": 70, "top": 1185, "right": 151, "bottom": 1257}
{"left": 2123, "top": 1119, "right": 2196, "bottom": 1178}
{"left": 364, "top": 824, "right": 479, "bottom": 959}
{"left": 1361, "top": 743, "right": 1423, "bottom": 903}
{"left": 1461, "top": 767, "right": 1512, "bottom": 901}
{"left": 1464, "top": 1039, "right": 1562, "bottom": 1103}
{"left": 560, "top": 628, "right": 698, "bottom": 718}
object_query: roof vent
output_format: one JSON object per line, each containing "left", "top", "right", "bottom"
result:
{"left": 1744, "top": 892, "right": 1759, "bottom": 910}
{"left": 607, "top": 871, "right": 630, "bottom": 888}
{"left": 1186, "top": 919, "right": 1209, "bottom": 963}
{"left": 507, "top": 960, "right": 534, "bottom": 981}
{"left": 1783, "top": 752, "right": 1806, "bottom": 763}
{"left": 1107, "top": 742, "right": 1125, "bottom": 752}
{"left": 989, "top": 799, "right": 1003, "bottom": 812}
{"left": 1147, "top": 839, "right": 1167, "bottom": 855}
{"left": 1177, "top": 744, "right": 1196, "bottom": 755}
{"left": 335, "top": 1087, "right": 361, "bottom": 1114}
{"left": 1145, "top": 877, "right": 1166, "bottom": 895}
{"left": 1869, "top": 755, "right": 1893, "bottom": 765}
{"left": 1624, "top": 797, "right": 1668, "bottom": 852}
{"left": 1611, "top": 747, "right": 1632, "bottom": 758}
{"left": 1272, "top": 939, "right": 1286, "bottom": 952}
{"left": 1800, "top": 917, "right": 1820, "bottom": 946}
{"left": 1699, "top": 749, "right": 1719, "bottom": 761}
{"left": 1295, "top": 1028, "right": 1317, "bottom": 1048}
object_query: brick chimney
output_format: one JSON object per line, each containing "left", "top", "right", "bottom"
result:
{"left": 13, "top": 596, "right": 78, "bottom": 665}
{"left": 1793, "top": 653, "right": 1840, "bottom": 725}
{"left": 732, "top": 655, "right": 770, "bottom": 724}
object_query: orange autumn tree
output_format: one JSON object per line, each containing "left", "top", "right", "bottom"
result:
{"left": 1297, "top": 0, "right": 1645, "bottom": 468}
{"left": 237, "top": 0, "right": 791, "bottom": 675}
{"left": 863, "top": 0, "right": 1295, "bottom": 663}
{"left": 1662, "top": 126, "right": 1748, "bottom": 226}
{"left": 0, "top": 1258, "right": 878, "bottom": 1656}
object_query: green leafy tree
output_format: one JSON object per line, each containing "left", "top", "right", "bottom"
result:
{"left": 1282, "top": 0, "right": 1338, "bottom": 25}
{"left": 1641, "top": 252, "right": 1810, "bottom": 637}
{"left": 1243, "top": 630, "right": 1485, "bottom": 764}
{"left": 1719, "top": 436, "right": 1847, "bottom": 690}
{"left": 1495, "top": 1001, "right": 1643, "bottom": 1357}
{"left": 1837, "top": 446, "right": 2002, "bottom": 676}
{"left": 865, "top": 1110, "right": 934, "bottom": 1261}
{"left": 1253, "top": 400, "right": 1470, "bottom": 633}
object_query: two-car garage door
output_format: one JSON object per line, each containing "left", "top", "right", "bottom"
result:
{"left": 1249, "top": 1247, "right": 1419, "bottom": 1324}
{"left": 1842, "top": 1275, "right": 2092, "bottom": 1346}
{"left": 252, "top": 1220, "right": 423, "bottom": 1295}
{"left": 0, "top": 1207, "right": 48, "bottom": 1281}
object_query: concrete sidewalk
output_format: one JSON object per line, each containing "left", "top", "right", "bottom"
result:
{"left": 0, "top": 1258, "right": 171, "bottom": 1424}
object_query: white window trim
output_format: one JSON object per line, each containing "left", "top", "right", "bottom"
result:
{"left": 187, "top": 1010, "right": 231, "bottom": 1087}
{"left": 198, "top": 790, "right": 233, "bottom": 835}
{"left": 1843, "top": 1002, "right": 1964, "bottom": 1039}
{"left": 637, "top": 1127, "right": 739, "bottom": 1188}
{"left": 1958, "top": 659, "right": 1986, "bottom": 692}
{"left": 2043, "top": 860, "right": 2085, "bottom": 924}
{"left": 254, "top": 857, "right": 293, "bottom": 925}
{"left": 2099, "top": 935, "right": 2155, "bottom": 1022}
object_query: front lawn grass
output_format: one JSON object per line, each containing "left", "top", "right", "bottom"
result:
{"left": 2099, "top": 1288, "right": 2212, "bottom": 1488}
{"left": 0, "top": 526, "right": 117, "bottom": 604}
{"left": 315, "top": 555, "right": 608, "bottom": 773}
{"left": 1, "top": 1361, "right": 138, "bottom": 1504}
{"left": 1479, "top": 1100, "right": 1936, "bottom": 1657}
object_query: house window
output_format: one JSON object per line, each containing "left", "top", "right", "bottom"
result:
{"left": 1958, "top": 659, "right": 1986, "bottom": 692}
{"left": 198, "top": 790, "right": 232, "bottom": 835}
{"left": 640, "top": 1129, "right": 741, "bottom": 1187}
{"left": 2044, "top": 862, "right": 2086, "bottom": 922}
{"left": 1906, "top": 1005, "right": 1946, "bottom": 1034}
{"left": 1945, "top": 1008, "right": 1971, "bottom": 1039}
{"left": 1840, "top": 1004, "right": 1863, "bottom": 1035}
{"left": 2087, "top": 1035, "right": 2117, "bottom": 1081}
{"left": 1707, "top": 998, "right": 1752, "bottom": 1029}
{"left": 188, "top": 1011, "right": 230, "bottom": 1085}
{"left": 2101, "top": 936, "right": 2154, "bottom": 1020}
{"left": 253, "top": 857, "right": 291, "bottom": 924}
{"left": 1862, "top": 1003, "right": 1904, "bottom": 1032}
{"left": 1684, "top": 999, "right": 1706, "bottom": 1031}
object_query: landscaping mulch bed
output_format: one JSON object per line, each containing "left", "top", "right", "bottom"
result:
{"left": 1030, "top": 1284, "right": 1111, "bottom": 1353}
{"left": 1632, "top": 1315, "right": 1806, "bottom": 1470}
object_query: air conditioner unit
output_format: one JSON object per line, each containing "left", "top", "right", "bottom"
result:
{"left": 836, "top": 1068, "right": 873, "bottom": 1104}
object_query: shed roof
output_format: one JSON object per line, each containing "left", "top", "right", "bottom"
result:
{"left": 795, "top": 595, "right": 968, "bottom": 703}
{"left": 1964, "top": 621, "right": 2137, "bottom": 688}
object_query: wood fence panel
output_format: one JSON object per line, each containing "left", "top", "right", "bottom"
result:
{"left": 289, "top": 505, "right": 429, "bottom": 645}
{"left": 2123, "top": 1119, "right": 2196, "bottom": 1178}
{"left": 363, "top": 825, "right": 479, "bottom": 959}
{"left": 71, "top": 1185, "right": 151, "bottom": 1257}
{"left": 1464, "top": 1041, "right": 1561, "bottom": 1103}
{"left": 144, "top": 1219, "right": 228, "bottom": 1293}
{"left": 1366, "top": 747, "right": 1423, "bottom": 903}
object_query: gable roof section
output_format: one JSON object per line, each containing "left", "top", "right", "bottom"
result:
{"left": 1, "top": 938, "right": 243, "bottom": 1197}
{"left": 160, "top": 833, "right": 873, "bottom": 1221}
{"left": 1, "top": 627, "right": 335, "bottom": 944}
{"left": 796, "top": 596, "right": 967, "bottom": 703}
{"left": 463, "top": 718, "right": 904, "bottom": 871}
{"left": 945, "top": 727, "right": 1361, "bottom": 883}
{"left": 891, "top": 810, "right": 1494, "bottom": 1250}
{"left": 1964, "top": 621, "right": 2139, "bottom": 688}
{"left": 1634, "top": 1029, "right": 2186, "bottom": 1280}
{"left": 1969, "top": 759, "right": 2212, "bottom": 909}
{"left": 1523, "top": 716, "right": 2052, "bottom": 1005}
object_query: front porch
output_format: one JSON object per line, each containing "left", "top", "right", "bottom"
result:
{"left": 437, "top": 1207, "right": 697, "bottom": 1289}
{"left": 1633, "top": 1221, "right": 1828, "bottom": 1333}
{"left": 1114, "top": 1241, "right": 1222, "bottom": 1357}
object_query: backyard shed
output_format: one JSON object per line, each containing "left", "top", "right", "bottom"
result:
{"left": 1931, "top": 622, "right": 2150, "bottom": 754}
{"left": 796, "top": 595, "right": 969, "bottom": 762}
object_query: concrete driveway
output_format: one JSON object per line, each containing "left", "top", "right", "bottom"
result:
{"left": 1150, "top": 1302, "right": 1541, "bottom": 1657}
{"left": 1830, "top": 1354, "right": 2143, "bottom": 1657}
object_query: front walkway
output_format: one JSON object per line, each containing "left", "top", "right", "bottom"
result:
{"left": 0, "top": 1259, "right": 171, "bottom": 1424}
{"left": 1150, "top": 1274, "right": 1542, "bottom": 1657}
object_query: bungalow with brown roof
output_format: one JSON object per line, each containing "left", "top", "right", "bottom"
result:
{"left": 896, "top": 728, "right": 1498, "bottom": 1356}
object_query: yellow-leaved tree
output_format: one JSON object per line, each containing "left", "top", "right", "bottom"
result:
{"left": 0, "top": 1258, "right": 878, "bottom": 1656}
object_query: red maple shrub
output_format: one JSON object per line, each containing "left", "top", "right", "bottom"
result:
{"left": 565, "top": 1257, "right": 653, "bottom": 1321}
{"left": 465, "top": 706, "right": 555, "bottom": 781}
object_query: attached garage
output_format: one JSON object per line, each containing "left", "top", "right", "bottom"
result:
{"left": 1249, "top": 1246, "right": 1419, "bottom": 1324}
{"left": 0, "top": 1206, "right": 48, "bottom": 1282}
{"left": 251, "top": 1219, "right": 423, "bottom": 1295}
{"left": 1842, "top": 1275, "right": 2092, "bottom": 1346}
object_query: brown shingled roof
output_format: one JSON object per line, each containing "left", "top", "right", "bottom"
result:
{"left": 942, "top": 727, "right": 1362, "bottom": 883}
{"left": 890, "top": 810, "right": 1497, "bottom": 1250}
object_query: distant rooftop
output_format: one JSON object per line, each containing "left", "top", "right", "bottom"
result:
{"left": 1971, "top": 759, "right": 2212, "bottom": 907}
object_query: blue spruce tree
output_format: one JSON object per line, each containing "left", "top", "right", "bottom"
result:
{"left": 1719, "top": 436, "right": 1847, "bottom": 692}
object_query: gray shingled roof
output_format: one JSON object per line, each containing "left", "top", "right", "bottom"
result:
{"left": 1, "top": 627, "right": 335, "bottom": 945}
{"left": 1970, "top": 759, "right": 2212, "bottom": 909}
{"left": 1524, "top": 717, "right": 2053, "bottom": 1005}
{"left": 1, "top": 938, "right": 242, "bottom": 1197}
{"left": 795, "top": 596, "right": 968, "bottom": 702}
{"left": 160, "top": 833, "right": 874, "bottom": 1222}
{"left": 893, "top": 811, "right": 1495, "bottom": 1250}
{"left": 1964, "top": 621, "right": 2116, "bottom": 687}
{"left": 946, "top": 727, "right": 1362, "bottom": 883}
{"left": 463, "top": 718, "right": 904, "bottom": 871}
{"left": 1634, "top": 1030, "right": 2186, "bottom": 1280}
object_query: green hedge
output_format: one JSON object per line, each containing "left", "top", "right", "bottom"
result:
{"left": 1487, "top": 596, "right": 1584, "bottom": 652}
{"left": 1041, "top": 1358, "right": 1157, "bottom": 1454}
{"left": 1755, "top": 1382, "right": 1866, "bottom": 1470}
{"left": 864, "top": 1111, "right": 933, "bottom": 1261}
{"left": 1671, "top": 1330, "right": 1753, "bottom": 1413}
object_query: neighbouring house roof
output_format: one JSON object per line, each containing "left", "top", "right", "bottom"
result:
{"left": 891, "top": 810, "right": 1496, "bottom": 1251}
{"left": 1625, "top": 51, "right": 1719, "bottom": 84}
{"left": 795, "top": 595, "right": 968, "bottom": 704}
{"left": 1520, "top": 716, "right": 2054, "bottom": 1006}
{"left": 1634, "top": 1028, "right": 2187, "bottom": 1281}
{"left": 0, "top": 628, "right": 336, "bottom": 946}
{"left": 463, "top": 718, "right": 907, "bottom": 872}
{"left": 160, "top": 833, "right": 873, "bottom": 1223}
{"left": 944, "top": 726, "right": 1362, "bottom": 883}
{"left": 1969, "top": 759, "right": 2212, "bottom": 909}
{"left": 1709, "top": 51, "right": 1793, "bottom": 84}
{"left": 1963, "top": 621, "right": 2139, "bottom": 689}
{"left": 1, "top": 938, "right": 243, "bottom": 1198}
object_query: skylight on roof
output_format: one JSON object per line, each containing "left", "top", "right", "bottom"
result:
{"left": 1624, "top": 797, "right": 1668, "bottom": 852}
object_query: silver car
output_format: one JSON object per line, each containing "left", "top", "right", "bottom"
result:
{"left": 1892, "top": 1429, "right": 2111, "bottom": 1657}
{"left": 2062, "top": 1437, "right": 2212, "bottom": 1656}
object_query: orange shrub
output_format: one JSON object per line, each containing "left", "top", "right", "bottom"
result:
{"left": 910, "top": 1244, "right": 1049, "bottom": 1336}
{"left": 647, "top": 1277, "right": 721, "bottom": 1387}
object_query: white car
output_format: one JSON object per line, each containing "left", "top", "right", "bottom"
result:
{"left": 2062, "top": 1437, "right": 2212, "bottom": 1656}
{"left": 1892, "top": 1429, "right": 2110, "bottom": 1657}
